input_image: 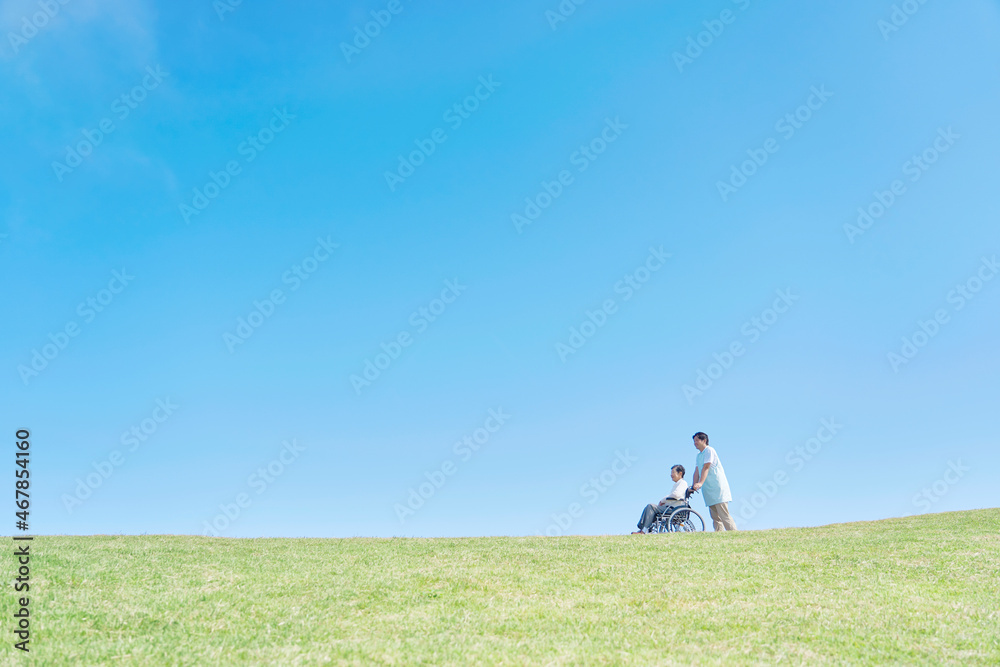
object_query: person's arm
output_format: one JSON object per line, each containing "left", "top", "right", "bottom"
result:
{"left": 693, "top": 462, "right": 711, "bottom": 491}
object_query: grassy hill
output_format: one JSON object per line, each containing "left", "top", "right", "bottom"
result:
{"left": 8, "top": 509, "right": 999, "bottom": 665}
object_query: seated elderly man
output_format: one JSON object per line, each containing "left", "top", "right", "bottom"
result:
{"left": 632, "top": 464, "right": 688, "bottom": 534}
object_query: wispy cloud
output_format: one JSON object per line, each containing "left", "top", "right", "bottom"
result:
{"left": 1, "top": 0, "right": 158, "bottom": 70}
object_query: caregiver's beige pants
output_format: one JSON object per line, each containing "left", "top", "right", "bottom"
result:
{"left": 709, "top": 503, "right": 738, "bottom": 531}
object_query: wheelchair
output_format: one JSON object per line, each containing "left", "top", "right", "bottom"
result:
{"left": 649, "top": 487, "right": 706, "bottom": 533}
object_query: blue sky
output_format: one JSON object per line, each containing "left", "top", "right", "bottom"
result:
{"left": 2, "top": 0, "right": 998, "bottom": 538}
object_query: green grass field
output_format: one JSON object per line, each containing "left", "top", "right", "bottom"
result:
{"left": 7, "top": 509, "right": 999, "bottom": 665}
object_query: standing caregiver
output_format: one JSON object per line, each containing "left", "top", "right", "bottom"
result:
{"left": 691, "top": 432, "right": 738, "bottom": 531}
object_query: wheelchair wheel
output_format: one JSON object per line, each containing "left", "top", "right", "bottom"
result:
{"left": 667, "top": 507, "right": 705, "bottom": 532}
